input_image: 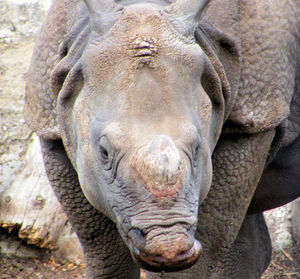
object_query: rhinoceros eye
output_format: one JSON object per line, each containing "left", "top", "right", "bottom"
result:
{"left": 100, "top": 145, "right": 109, "bottom": 161}
{"left": 194, "top": 145, "right": 200, "bottom": 160}
{"left": 99, "top": 136, "right": 112, "bottom": 168}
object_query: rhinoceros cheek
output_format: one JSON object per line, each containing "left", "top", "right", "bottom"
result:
{"left": 196, "top": 142, "right": 213, "bottom": 204}
{"left": 75, "top": 147, "right": 115, "bottom": 219}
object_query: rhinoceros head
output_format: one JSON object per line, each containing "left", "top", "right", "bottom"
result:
{"left": 56, "top": 0, "right": 227, "bottom": 272}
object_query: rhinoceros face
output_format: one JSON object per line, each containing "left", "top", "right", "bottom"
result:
{"left": 57, "top": 0, "right": 225, "bottom": 272}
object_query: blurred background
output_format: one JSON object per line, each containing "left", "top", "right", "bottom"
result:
{"left": 0, "top": 0, "right": 299, "bottom": 278}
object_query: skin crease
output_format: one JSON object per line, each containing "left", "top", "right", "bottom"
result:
{"left": 65, "top": 5, "right": 218, "bottom": 271}
{"left": 25, "top": 0, "right": 300, "bottom": 278}
{"left": 40, "top": 139, "right": 140, "bottom": 278}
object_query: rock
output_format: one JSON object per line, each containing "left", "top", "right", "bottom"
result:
{"left": 0, "top": 0, "right": 51, "bottom": 43}
{"left": 0, "top": 228, "right": 49, "bottom": 259}
{"left": 292, "top": 198, "right": 300, "bottom": 242}
{"left": 0, "top": 132, "right": 84, "bottom": 261}
{"left": 0, "top": 134, "right": 67, "bottom": 249}
{"left": 0, "top": 41, "right": 34, "bottom": 195}
{"left": 0, "top": 0, "right": 83, "bottom": 263}
{"left": 264, "top": 198, "right": 300, "bottom": 251}
{"left": 54, "top": 223, "right": 84, "bottom": 265}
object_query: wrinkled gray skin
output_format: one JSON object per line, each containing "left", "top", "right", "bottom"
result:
{"left": 25, "top": 0, "right": 300, "bottom": 278}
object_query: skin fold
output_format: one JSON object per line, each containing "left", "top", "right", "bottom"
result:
{"left": 25, "top": 0, "right": 300, "bottom": 278}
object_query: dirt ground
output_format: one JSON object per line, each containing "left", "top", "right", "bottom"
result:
{"left": 0, "top": 256, "right": 85, "bottom": 279}
{"left": 0, "top": 242, "right": 299, "bottom": 278}
{"left": 262, "top": 241, "right": 300, "bottom": 279}
{"left": 0, "top": 226, "right": 298, "bottom": 279}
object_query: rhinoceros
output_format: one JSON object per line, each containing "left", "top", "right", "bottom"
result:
{"left": 25, "top": 0, "right": 300, "bottom": 278}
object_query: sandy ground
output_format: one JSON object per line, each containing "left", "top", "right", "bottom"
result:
{"left": 0, "top": 243, "right": 299, "bottom": 278}
{"left": 0, "top": 256, "right": 85, "bottom": 279}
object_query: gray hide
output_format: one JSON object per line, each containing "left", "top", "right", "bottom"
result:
{"left": 25, "top": 0, "right": 300, "bottom": 278}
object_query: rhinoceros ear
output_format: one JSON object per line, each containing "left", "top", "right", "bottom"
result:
{"left": 164, "top": 0, "right": 211, "bottom": 36}
{"left": 83, "top": 0, "right": 124, "bottom": 35}
{"left": 25, "top": 1, "right": 89, "bottom": 140}
{"left": 24, "top": 1, "right": 70, "bottom": 140}
{"left": 198, "top": 0, "right": 292, "bottom": 134}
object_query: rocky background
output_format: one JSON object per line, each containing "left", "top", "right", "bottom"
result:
{"left": 0, "top": 0, "right": 83, "bottom": 264}
{"left": 0, "top": 0, "right": 299, "bottom": 278}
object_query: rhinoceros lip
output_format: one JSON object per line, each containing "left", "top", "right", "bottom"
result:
{"left": 131, "top": 240, "right": 202, "bottom": 272}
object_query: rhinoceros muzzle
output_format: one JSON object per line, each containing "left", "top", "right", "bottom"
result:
{"left": 133, "top": 240, "right": 202, "bottom": 272}
{"left": 128, "top": 224, "right": 202, "bottom": 272}
{"left": 124, "top": 135, "right": 202, "bottom": 271}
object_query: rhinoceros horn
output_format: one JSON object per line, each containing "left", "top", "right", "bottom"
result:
{"left": 83, "top": 0, "right": 124, "bottom": 35}
{"left": 164, "top": 0, "right": 211, "bottom": 35}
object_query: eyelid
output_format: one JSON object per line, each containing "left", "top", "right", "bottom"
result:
{"left": 99, "top": 136, "right": 113, "bottom": 170}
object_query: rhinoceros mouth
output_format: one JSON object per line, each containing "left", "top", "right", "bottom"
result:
{"left": 130, "top": 239, "right": 202, "bottom": 272}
